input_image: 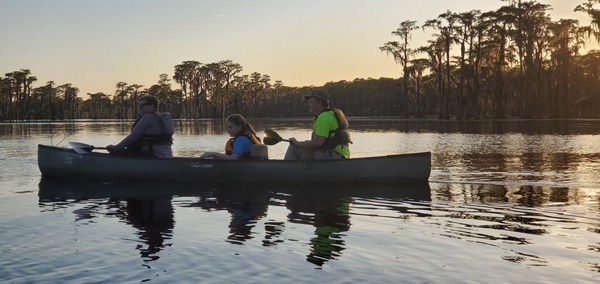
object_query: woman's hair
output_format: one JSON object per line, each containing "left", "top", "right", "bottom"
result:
{"left": 139, "top": 95, "right": 159, "bottom": 108}
{"left": 226, "top": 114, "right": 257, "bottom": 136}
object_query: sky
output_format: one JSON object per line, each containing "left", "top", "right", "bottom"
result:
{"left": 0, "top": 0, "right": 595, "bottom": 97}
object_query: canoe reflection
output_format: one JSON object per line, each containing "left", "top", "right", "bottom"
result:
{"left": 38, "top": 179, "right": 431, "bottom": 266}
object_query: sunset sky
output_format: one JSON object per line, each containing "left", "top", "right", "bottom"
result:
{"left": 0, "top": 0, "right": 594, "bottom": 97}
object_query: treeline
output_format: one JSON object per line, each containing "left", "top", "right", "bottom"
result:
{"left": 380, "top": 0, "right": 600, "bottom": 119}
{"left": 1, "top": 0, "right": 600, "bottom": 121}
{"left": 0, "top": 64, "right": 403, "bottom": 121}
{"left": 0, "top": 51, "right": 407, "bottom": 120}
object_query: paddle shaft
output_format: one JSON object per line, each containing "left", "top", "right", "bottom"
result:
{"left": 69, "top": 142, "right": 110, "bottom": 154}
{"left": 80, "top": 145, "right": 108, "bottom": 153}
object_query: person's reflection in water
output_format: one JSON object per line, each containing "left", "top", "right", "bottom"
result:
{"left": 37, "top": 181, "right": 176, "bottom": 262}
{"left": 222, "top": 191, "right": 269, "bottom": 245}
{"left": 286, "top": 193, "right": 351, "bottom": 267}
{"left": 226, "top": 202, "right": 267, "bottom": 244}
{"left": 123, "top": 197, "right": 175, "bottom": 261}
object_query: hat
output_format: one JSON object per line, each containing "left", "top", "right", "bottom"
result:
{"left": 304, "top": 90, "right": 330, "bottom": 101}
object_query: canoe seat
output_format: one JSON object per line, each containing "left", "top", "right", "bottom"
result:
{"left": 251, "top": 144, "right": 268, "bottom": 160}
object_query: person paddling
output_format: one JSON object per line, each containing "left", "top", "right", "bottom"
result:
{"left": 107, "top": 95, "right": 174, "bottom": 158}
{"left": 284, "top": 90, "right": 350, "bottom": 160}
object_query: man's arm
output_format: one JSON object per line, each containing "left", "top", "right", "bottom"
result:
{"left": 115, "top": 115, "right": 152, "bottom": 147}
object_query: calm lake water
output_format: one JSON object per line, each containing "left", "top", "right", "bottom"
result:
{"left": 1, "top": 118, "right": 599, "bottom": 283}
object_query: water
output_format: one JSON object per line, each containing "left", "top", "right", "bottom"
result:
{"left": 1, "top": 118, "right": 599, "bottom": 283}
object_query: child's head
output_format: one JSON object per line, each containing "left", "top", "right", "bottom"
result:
{"left": 226, "top": 114, "right": 256, "bottom": 137}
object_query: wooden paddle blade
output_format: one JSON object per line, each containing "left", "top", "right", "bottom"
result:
{"left": 263, "top": 129, "right": 291, "bottom": 145}
{"left": 264, "top": 129, "right": 282, "bottom": 140}
{"left": 263, "top": 129, "right": 286, "bottom": 145}
{"left": 263, "top": 136, "right": 282, "bottom": 146}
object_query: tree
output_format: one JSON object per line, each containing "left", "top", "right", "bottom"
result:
{"left": 424, "top": 11, "right": 458, "bottom": 119}
{"left": 4, "top": 69, "right": 36, "bottom": 120}
{"left": 481, "top": 7, "right": 515, "bottom": 118}
{"left": 173, "top": 60, "right": 202, "bottom": 118}
{"left": 148, "top": 74, "right": 180, "bottom": 117}
{"left": 548, "top": 19, "right": 588, "bottom": 118}
{"left": 128, "top": 84, "right": 144, "bottom": 118}
{"left": 575, "top": 0, "right": 600, "bottom": 42}
{"left": 61, "top": 83, "right": 79, "bottom": 119}
{"left": 509, "top": 1, "right": 551, "bottom": 118}
{"left": 451, "top": 10, "right": 482, "bottom": 119}
{"left": 86, "top": 92, "right": 111, "bottom": 119}
{"left": 380, "top": 20, "right": 419, "bottom": 118}
{"left": 218, "top": 60, "right": 243, "bottom": 118}
{"left": 32, "top": 81, "right": 57, "bottom": 119}
{"left": 407, "top": 58, "right": 429, "bottom": 117}
{"left": 419, "top": 37, "right": 445, "bottom": 117}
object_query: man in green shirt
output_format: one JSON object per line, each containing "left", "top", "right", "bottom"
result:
{"left": 284, "top": 90, "right": 350, "bottom": 160}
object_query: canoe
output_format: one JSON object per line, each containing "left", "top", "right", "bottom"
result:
{"left": 37, "top": 144, "right": 431, "bottom": 183}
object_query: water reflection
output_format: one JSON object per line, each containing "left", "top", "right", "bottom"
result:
{"left": 38, "top": 179, "right": 431, "bottom": 266}
{"left": 358, "top": 118, "right": 600, "bottom": 135}
{"left": 175, "top": 119, "right": 226, "bottom": 135}
{"left": 212, "top": 189, "right": 270, "bottom": 245}
{"left": 432, "top": 142, "right": 600, "bottom": 189}
{"left": 187, "top": 183, "right": 431, "bottom": 266}
{"left": 33, "top": 178, "right": 600, "bottom": 283}
{"left": 38, "top": 180, "right": 177, "bottom": 262}
{"left": 431, "top": 183, "right": 598, "bottom": 207}
{"left": 122, "top": 197, "right": 174, "bottom": 260}
{"left": 285, "top": 191, "right": 351, "bottom": 266}
{"left": 7, "top": 118, "right": 599, "bottom": 137}
{"left": 37, "top": 178, "right": 600, "bottom": 273}
{"left": 0, "top": 122, "right": 77, "bottom": 138}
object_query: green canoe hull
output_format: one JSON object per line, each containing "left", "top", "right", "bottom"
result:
{"left": 38, "top": 144, "right": 431, "bottom": 184}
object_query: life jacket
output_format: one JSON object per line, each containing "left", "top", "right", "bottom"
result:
{"left": 319, "top": 108, "right": 351, "bottom": 151}
{"left": 127, "top": 112, "right": 174, "bottom": 153}
{"left": 225, "top": 133, "right": 262, "bottom": 158}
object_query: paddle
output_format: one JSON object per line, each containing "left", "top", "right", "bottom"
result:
{"left": 263, "top": 129, "right": 289, "bottom": 146}
{"left": 69, "top": 142, "right": 108, "bottom": 154}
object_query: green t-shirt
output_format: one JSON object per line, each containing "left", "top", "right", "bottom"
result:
{"left": 313, "top": 110, "right": 350, "bottom": 159}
